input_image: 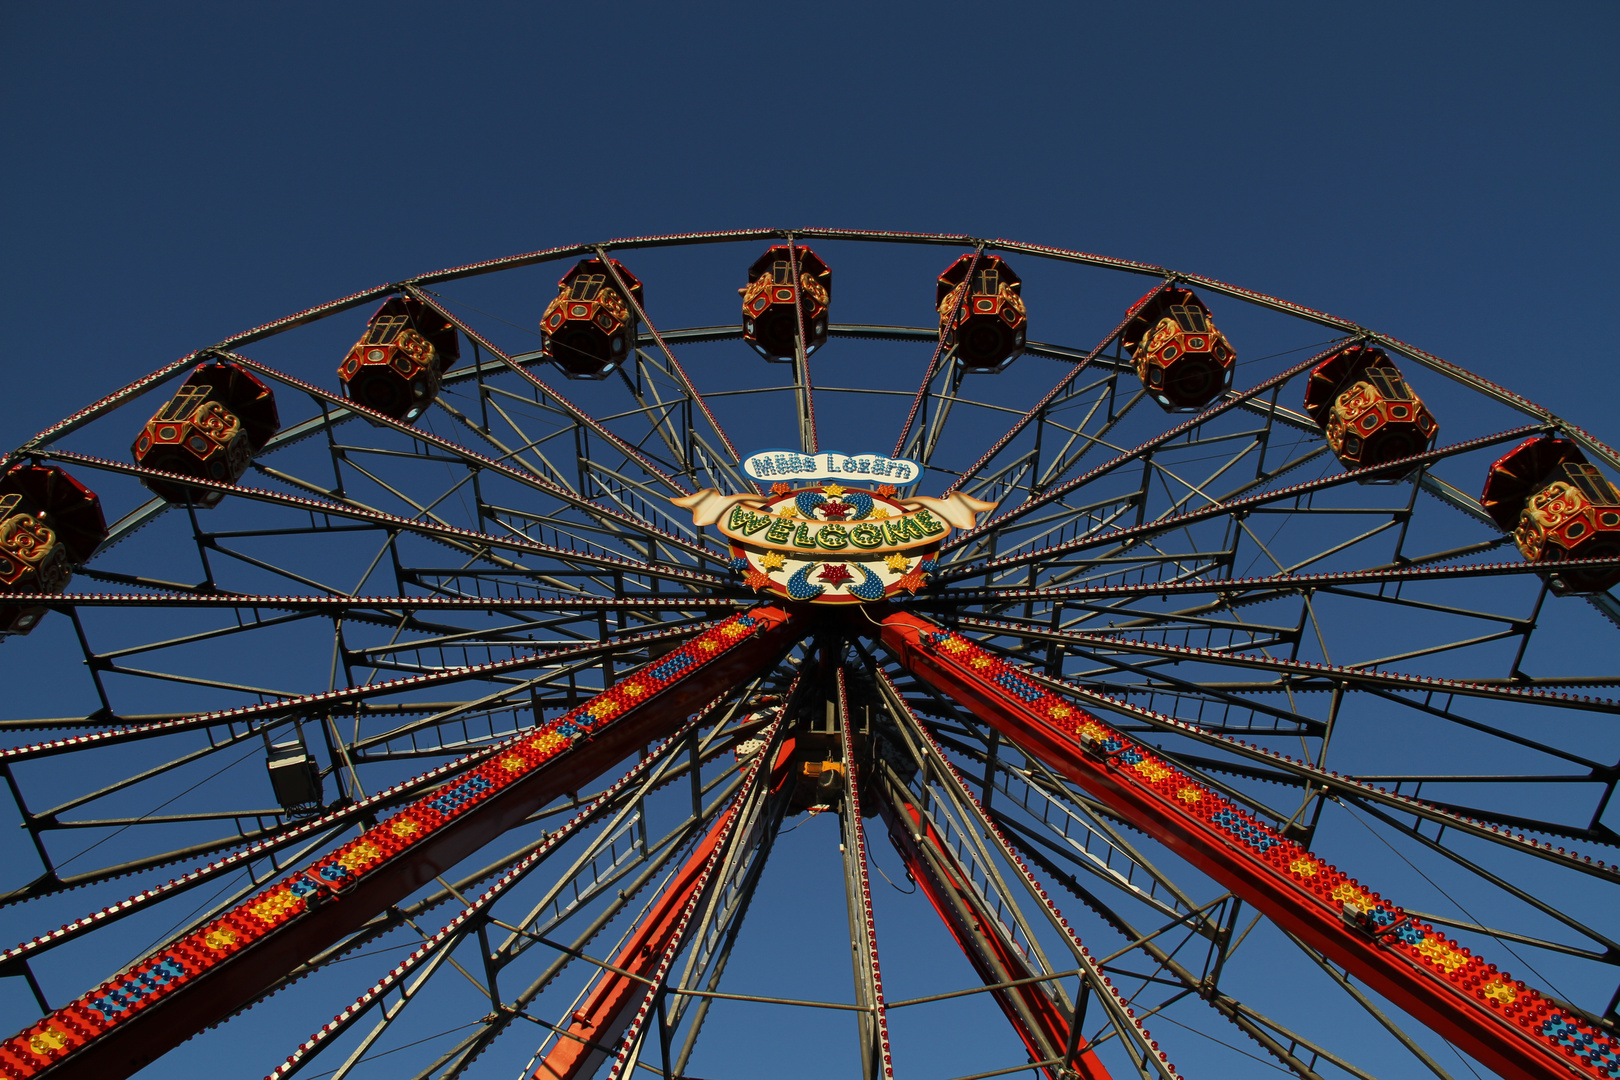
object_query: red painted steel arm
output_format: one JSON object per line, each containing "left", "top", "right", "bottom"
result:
{"left": 871, "top": 781, "right": 1110, "bottom": 1080}
{"left": 0, "top": 606, "right": 804, "bottom": 1080}
{"left": 876, "top": 609, "right": 1620, "bottom": 1080}
{"left": 536, "top": 802, "right": 733, "bottom": 1079}
{"left": 534, "top": 740, "right": 796, "bottom": 1080}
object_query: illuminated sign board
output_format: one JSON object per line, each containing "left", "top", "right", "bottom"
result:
{"left": 675, "top": 456, "right": 993, "bottom": 604}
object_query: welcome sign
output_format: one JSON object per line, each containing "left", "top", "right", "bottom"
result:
{"left": 715, "top": 502, "right": 948, "bottom": 553}
{"left": 674, "top": 459, "right": 994, "bottom": 604}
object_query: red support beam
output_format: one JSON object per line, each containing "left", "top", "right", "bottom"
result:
{"left": 877, "top": 608, "right": 1620, "bottom": 1080}
{"left": 872, "top": 781, "right": 1111, "bottom": 1080}
{"left": 265, "top": 700, "right": 738, "bottom": 1080}
{"left": 535, "top": 801, "right": 733, "bottom": 1080}
{"left": 534, "top": 740, "right": 796, "bottom": 1080}
{"left": 0, "top": 606, "right": 804, "bottom": 1080}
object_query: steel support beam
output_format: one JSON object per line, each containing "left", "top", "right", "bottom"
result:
{"left": 872, "top": 775, "right": 1110, "bottom": 1079}
{"left": 835, "top": 666, "right": 895, "bottom": 1080}
{"left": 874, "top": 608, "right": 1620, "bottom": 1080}
{"left": 598, "top": 699, "right": 793, "bottom": 1080}
{"left": 532, "top": 724, "right": 795, "bottom": 1080}
{"left": 533, "top": 795, "right": 738, "bottom": 1080}
{"left": 0, "top": 607, "right": 803, "bottom": 1080}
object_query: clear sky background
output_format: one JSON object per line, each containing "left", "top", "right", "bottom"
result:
{"left": 2, "top": 3, "right": 1617, "bottom": 1079}
{"left": 2, "top": 2, "right": 1616, "bottom": 451}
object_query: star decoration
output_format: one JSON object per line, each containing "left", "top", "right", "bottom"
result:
{"left": 869, "top": 507, "right": 890, "bottom": 519}
{"left": 817, "top": 563, "right": 854, "bottom": 586}
{"left": 876, "top": 483, "right": 898, "bottom": 497}
{"left": 743, "top": 569, "right": 773, "bottom": 591}
{"left": 821, "top": 483, "right": 846, "bottom": 497}
{"left": 776, "top": 506, "right": 798, "bottom": 519}
{"left": 770, "top": 482, "right": 794, "bottom": 496}
{"left": 885, "top": 552, "right": 910, "bottom": 573}
{"left": 821, "top": 501, "right": 850, "bottom": 520}
{"left": 895, "top": 570, "right": 929, "bottom": 594}
{"left": 759, "top": 551, "right": 785, "bottom": 571}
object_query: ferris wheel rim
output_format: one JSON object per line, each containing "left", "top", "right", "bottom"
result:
{"left": 1, "top": 228, "right": 1617, "bottom": 1080}
{"left": 8, "top": 226, "right": 1617, "bottom": 478}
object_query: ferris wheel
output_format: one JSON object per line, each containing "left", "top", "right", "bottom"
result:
{"left": 0, "top": 228, "right": 1618, "bottom": 1080}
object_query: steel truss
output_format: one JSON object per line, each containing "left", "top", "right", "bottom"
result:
{"left": 0, "top": 229, "right": 1616, "bottom": 1080}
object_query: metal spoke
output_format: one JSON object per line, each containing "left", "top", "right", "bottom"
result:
{"left": 6, "top": 227, "right": 1620, "bottom": 1080}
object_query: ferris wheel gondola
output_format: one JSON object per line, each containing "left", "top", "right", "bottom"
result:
{"left": 0, "top": 229, "right": 1617, "bottom": 1080}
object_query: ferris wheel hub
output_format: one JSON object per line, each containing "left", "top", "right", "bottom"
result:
{"left": 6, "top": 228, "right": 1620, "bottom": 1080}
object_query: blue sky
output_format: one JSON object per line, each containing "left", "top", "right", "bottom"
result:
{"left": 2, "top": 4, "right": 1617, "bottom": 1078}
{"left": 2, "top": 2, "right": 1615, "bottom": 447}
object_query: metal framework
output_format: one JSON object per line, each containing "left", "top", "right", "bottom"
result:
{"left": 0, "top": 229, "right": 1617, "bottom": 1080}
